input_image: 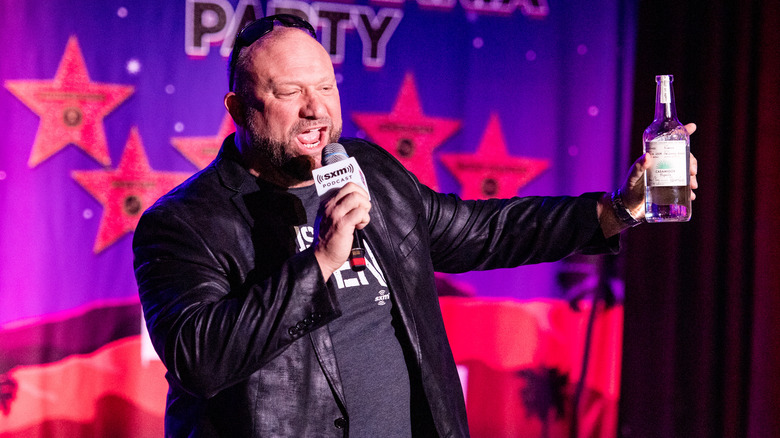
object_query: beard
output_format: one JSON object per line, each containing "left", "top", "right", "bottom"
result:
{"left": 245, "top": 107, "right": 342, "bottom": 184}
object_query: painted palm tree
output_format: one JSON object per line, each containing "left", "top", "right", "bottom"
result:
{"left": 0, "top": 373, "right": 18, "bottom": 415}
{"left": 517, "top": 367, "right": 569, "bottom": 438}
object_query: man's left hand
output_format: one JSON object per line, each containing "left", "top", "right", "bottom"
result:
{"left": 621, "top": 123, "right": 699, "bottom": 218}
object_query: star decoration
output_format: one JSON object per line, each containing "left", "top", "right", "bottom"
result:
{"left": 4, "top": 36, "right": 134, "bottom": 168}
{"left": 351, "top": 73, "right": 461, "bottom": 190}
{"left": 439, "top": 114, "right": 550, "bottom": 200}
{"left": 72, "top": 127, "right": 191, "bottom": 253}
{"left": 171, "top": 113, "right": 235, "bottom": 170}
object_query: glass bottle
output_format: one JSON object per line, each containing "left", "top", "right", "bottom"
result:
{"left": 643, "top": 75, "right": 691, "bottom": 222}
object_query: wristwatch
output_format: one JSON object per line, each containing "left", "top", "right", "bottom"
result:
{"left": 610, "top": 189, "right": 644, "bottom": 227}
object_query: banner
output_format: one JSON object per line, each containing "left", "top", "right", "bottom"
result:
{"left": 0, "top": 1, "right": 636, "bottom": 436}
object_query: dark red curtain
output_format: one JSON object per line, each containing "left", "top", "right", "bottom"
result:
{"left": 619, "top": 1, "right": 780, "bottom": 437}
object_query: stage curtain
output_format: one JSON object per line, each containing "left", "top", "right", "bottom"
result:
{"left": 619, "top": 1, "right": 780, "bottom": 436}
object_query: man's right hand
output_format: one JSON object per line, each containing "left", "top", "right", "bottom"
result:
{"left": 313, "top": 182, "right": 371, "bottom": 280}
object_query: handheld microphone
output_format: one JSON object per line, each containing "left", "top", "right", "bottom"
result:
{"left": 315, "top": 143, "right": 368, "bottom": 272}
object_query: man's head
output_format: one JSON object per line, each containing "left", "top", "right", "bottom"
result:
{"left": 224, "top": 15, "right": 343, "bottom": 187}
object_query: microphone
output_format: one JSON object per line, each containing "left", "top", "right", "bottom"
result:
{"left": 317, "top": 143, "right": 367, "bottom": 272}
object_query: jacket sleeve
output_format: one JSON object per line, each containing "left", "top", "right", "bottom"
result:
{"left": 132, "top": 206, "right": 341, "bottom": 399}
{"left": 348, "top": 138, "right": 618, "bottom": 274}
{"left": 419, "top": 186, "right": 619, "bottom": 273}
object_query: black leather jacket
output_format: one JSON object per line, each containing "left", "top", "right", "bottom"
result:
{"left": 133, "top": 135, "right": 617, "bottom": 437}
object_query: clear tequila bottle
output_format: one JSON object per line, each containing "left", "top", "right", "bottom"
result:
{"left": 643, "top": 75, "right": 691, "bottom": 222}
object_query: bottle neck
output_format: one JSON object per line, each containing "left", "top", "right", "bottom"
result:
{"left": 654, "top": 75, "right": 678, "bottom": 121}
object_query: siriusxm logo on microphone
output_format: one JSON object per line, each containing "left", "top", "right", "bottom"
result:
{"left": 315, "top": 163, "right": 356, "bottom": 185}
{"left": 312, "top": 158, "right": 370, "bottom": 198}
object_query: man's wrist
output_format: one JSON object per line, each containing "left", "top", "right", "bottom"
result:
{"left": 610, "top": 189, "right": 645, "bottom": 227}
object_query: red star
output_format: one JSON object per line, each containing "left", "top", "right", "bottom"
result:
{"left": 171, "top": 113, "right": 235, "bottom": 170}
{"left": 4, "top": 36, "right": 134, "bottom": 168}
{"left": 439, "top": 114, "right": 550, "bottom": 200}
{"left": 72, "top": 127, "right": 191, "bottom": 253}
{"left": 351, "top": 73, "right": 461, "bottom": 190}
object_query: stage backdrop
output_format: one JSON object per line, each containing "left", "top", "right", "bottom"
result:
{"left": 0, "top": 1, "right": 637, "bottom": 436}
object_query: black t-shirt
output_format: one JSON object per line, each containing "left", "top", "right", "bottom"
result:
{"left": 288, "top": 185, "right": 412, "bottom": 437}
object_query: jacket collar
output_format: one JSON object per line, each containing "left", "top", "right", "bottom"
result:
{"left": 213, "top": 134, "right": 266, "bottom": 229}
{"left": 215, "top": 133, "right": 257, "bottom": 195}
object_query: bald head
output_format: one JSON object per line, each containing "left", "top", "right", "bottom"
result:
{"left": 230, "top": 28, "right": 317, "bottom": 98}
{"left": 240, "top": 28, "right": 332, "bottom": 95}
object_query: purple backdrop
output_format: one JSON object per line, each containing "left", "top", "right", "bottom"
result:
{"left": 0, "top": 0, "right": 636, "bottom": 323}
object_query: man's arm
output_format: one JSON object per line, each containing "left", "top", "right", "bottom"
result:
{"left": 347, "top": 138, "right": 617, "bottom": 274}
{"left": 421, "top": 190, "right": 617, "bottom": 273}
{"left": 133, "top": 207, "right": 341, "bottom": 398}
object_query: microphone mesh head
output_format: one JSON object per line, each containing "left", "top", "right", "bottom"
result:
{"left": 322, "top": 143, "right": 348, "bottom": 165}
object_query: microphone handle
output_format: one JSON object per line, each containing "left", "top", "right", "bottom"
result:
{"left": 349, "top": 229, "right": 366, "bottom": 272}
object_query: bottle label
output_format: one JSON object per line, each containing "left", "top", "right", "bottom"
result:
{"left": 646, "top": 140, "right": 688, "bottom": 187}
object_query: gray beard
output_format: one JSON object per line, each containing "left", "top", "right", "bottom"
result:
{"left": 245, "top": 108, "right": 342, "bottom": 184}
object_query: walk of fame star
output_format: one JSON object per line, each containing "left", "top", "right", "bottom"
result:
{"left": 4, "top": 36, "right": 134, "bottom": 168}
{"left": 351, "top": 73, "right": 461, "bottom": 190}
{"left": 440, "top": 114, "right": 550, "bottom": 200}
{"left": 171, "top": 113, "right": 235, "bottom": 170}
{"left": 71, "top": 127, "right": 191, "bottom": 253}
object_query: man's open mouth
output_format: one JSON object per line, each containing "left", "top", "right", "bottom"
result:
{"left": 297, "top": 127, "right": 327, "bottom": 149}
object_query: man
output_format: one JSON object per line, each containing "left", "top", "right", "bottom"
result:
{"left": 133, "top": 14, "right": 697, "bottom": 437}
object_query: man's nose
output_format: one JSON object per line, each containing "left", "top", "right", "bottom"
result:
{"left": 300, "top": 92, "right": 327, "bottom": 119}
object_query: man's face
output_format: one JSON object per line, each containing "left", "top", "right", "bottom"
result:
{"left": 236, "top": 28, "right": 342, "bottom": 184}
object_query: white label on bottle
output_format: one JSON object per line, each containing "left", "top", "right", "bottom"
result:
{"left": 660, "top": 76, "right": 671, "bottom": 104}
{"left": 646, "top": 140, "right": 687, "bottom": 187}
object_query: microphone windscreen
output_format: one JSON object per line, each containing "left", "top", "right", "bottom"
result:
{"left": 322, "top": 143, "right": 348, "bottom": 165}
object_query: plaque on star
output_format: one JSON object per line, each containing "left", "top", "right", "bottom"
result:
{"left": 4, "top": 36, "right": 134, "bottom": 168}
{"left": 351, "top": 73, "right": 461, "bottom": 190}
{"left": 72, "top": 127, "right": 192, "bottom": 253}
{"left": 440, "top": 114, "right": 550, "bottom": 200}
{"left": 171, "top": 113, "right": 235, "bottom": 170}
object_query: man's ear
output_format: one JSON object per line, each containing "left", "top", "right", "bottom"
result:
{"left": 224, "top": 92, "right": 245, "bottom": 126}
